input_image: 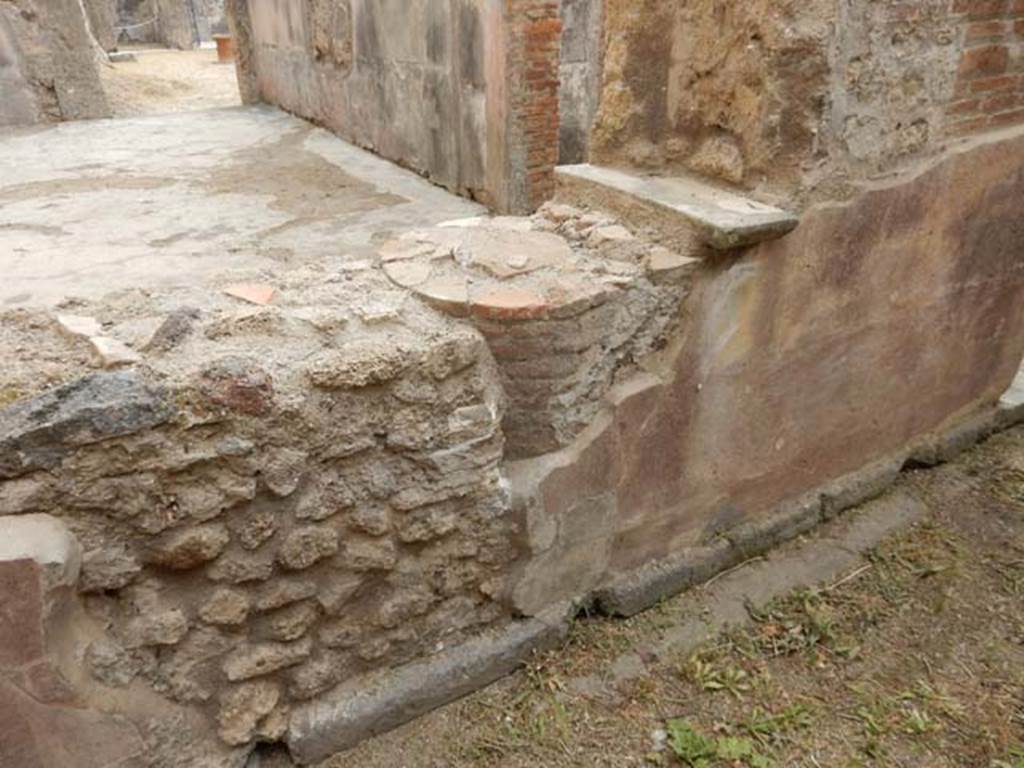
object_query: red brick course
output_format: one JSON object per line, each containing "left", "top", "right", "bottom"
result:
{"left": 947, "top": 0, "right": 1024, "bottom": 135}
{"left": 506, "top": 0, "right": 562, "bottom": 212}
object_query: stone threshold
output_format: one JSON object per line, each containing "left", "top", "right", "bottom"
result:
{"left": 282, "top": 392, "right": 1023, "bottom": 764}
{"left": 555, "top": 164, "right": 799, "bottom": 250}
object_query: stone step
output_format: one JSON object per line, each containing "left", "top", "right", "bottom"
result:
{"left": 555, "top": 163, "right": 799, "bottom": 253}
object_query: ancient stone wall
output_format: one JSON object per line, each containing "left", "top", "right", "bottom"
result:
{"left": 0, "top": 270, "right": 519, "bottom": 762}
{"left": 0, "top": 0, "right": 110, "bottom": 126}
{"left": 230, "top": 0, "right": 562, "bottom": 213}
{"left": 589, "top": 0, "right": 1024, "bottom": 196}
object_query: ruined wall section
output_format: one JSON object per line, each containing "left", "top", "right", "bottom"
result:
{"left": 0, "top": 0, "right": 110, "bottom": 126}
{"left": 589, "top": 0, "right": 1024, "bottom": 198}
{"left": 512, "top": 126, "right": 1024, "bottom": 616}
{"left": 590, "top": 0, "right": 833, "bottom": 190}
{"left": 0, "top": 276, "right": 519, "bottom": 756}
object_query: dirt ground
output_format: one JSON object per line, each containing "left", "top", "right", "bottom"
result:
{"left": 291, "top": 425, "right": 1024, "bottom": 768}
{"left": 100, "top": 47, "right": 241, "bottom": 117}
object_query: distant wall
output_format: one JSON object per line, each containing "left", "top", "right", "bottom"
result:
{"left": 84, "top": 0, "right": 119, "bottom": 51}
{"left": 116, "top": 0, "right": 222, "bottom": 48}
{"left": 231, "top": 0, "right": 563, "bottom": 213}
{"left": 558, "top": 0, "right": 602, "bottom": 164}
{"left": 0, "top": 0, "right": 110, "bottom": 126}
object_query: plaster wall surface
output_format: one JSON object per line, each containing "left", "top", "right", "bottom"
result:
{"left": 512, "top": 125, "right": 1024, "bottom": 613}
{"left": 558, "top": 0, "right": 602, "bottom": 164}
{"left": 239, "top": 0, "right": 495, "bottom": 204}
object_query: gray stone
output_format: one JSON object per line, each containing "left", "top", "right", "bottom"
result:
{"left": 144, "top": 307, "right": 199, "bottom": 352}
{"left": 306, "top": 340, "right": 411, "bottom": 389}
{"left": 315, "top": 575, "right": 362, "bottom": 616}
{"left": 348, "top": 505, "right": 390, "bottom": 536}
{"left": 555, "top": 164, "right": 799, "bottom": 250}
{"left": 0, "top": 371, "right": 172, "bottom": 480}
{"left": 86, "top": 638, "right": 140, "bottom": 688}
{"left": 287, "top": 605, "right": 571, "bottom": 764}
{"left": 263, "top": 449, "right": 308, "bottom": 497}
{"left": 337, "top": 537, "right": 396, "bottom": 572}
{"left": 224, "top": 638, "right": 313, "bottom": 681}
{"left": 234, "top": 507, "right": 278, "bottom": 550}
{"left": 288, "top": 651, "right": 347, "bottom": 700}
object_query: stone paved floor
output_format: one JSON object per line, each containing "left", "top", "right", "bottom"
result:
{"left": 0, "top": 106, "right": 483, "bottom": 308}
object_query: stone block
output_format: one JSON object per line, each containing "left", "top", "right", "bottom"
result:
{"left": 223, "top": 639, "right": 312, "bottom": 682}
{"left": 0, "top": 371, "right": 172, "bottom": 479}
{"left": 278, "top": 526, "right": 339, "bottom": 570}
{"left": 145, "top": 524, "right": 231, "bottom": 570}
{"left": 218, "top": 681, "right": 280, "bottom": 746}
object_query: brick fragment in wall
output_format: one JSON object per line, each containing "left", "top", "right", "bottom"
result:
{"left": 196, "top": 356, "right": 274, "bottom": 415}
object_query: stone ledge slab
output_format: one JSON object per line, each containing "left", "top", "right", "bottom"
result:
{"left": 555, "top": 164, "right": 799, "bottom": 250}
{"left": 286, "top": 605, "right": 572, "bottom": 764}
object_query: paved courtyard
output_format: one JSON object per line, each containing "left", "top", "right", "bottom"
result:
{"left": 0, "top": 106, "right": 482, "bottom": 308}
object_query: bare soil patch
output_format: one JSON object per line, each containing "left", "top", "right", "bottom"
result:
{"left": 101, "top": 47, "right": 240, "bottom": 117}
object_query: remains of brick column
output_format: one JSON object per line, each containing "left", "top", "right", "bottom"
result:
{"left": 502, "top": 0, "right": 563, "bottom": 213}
